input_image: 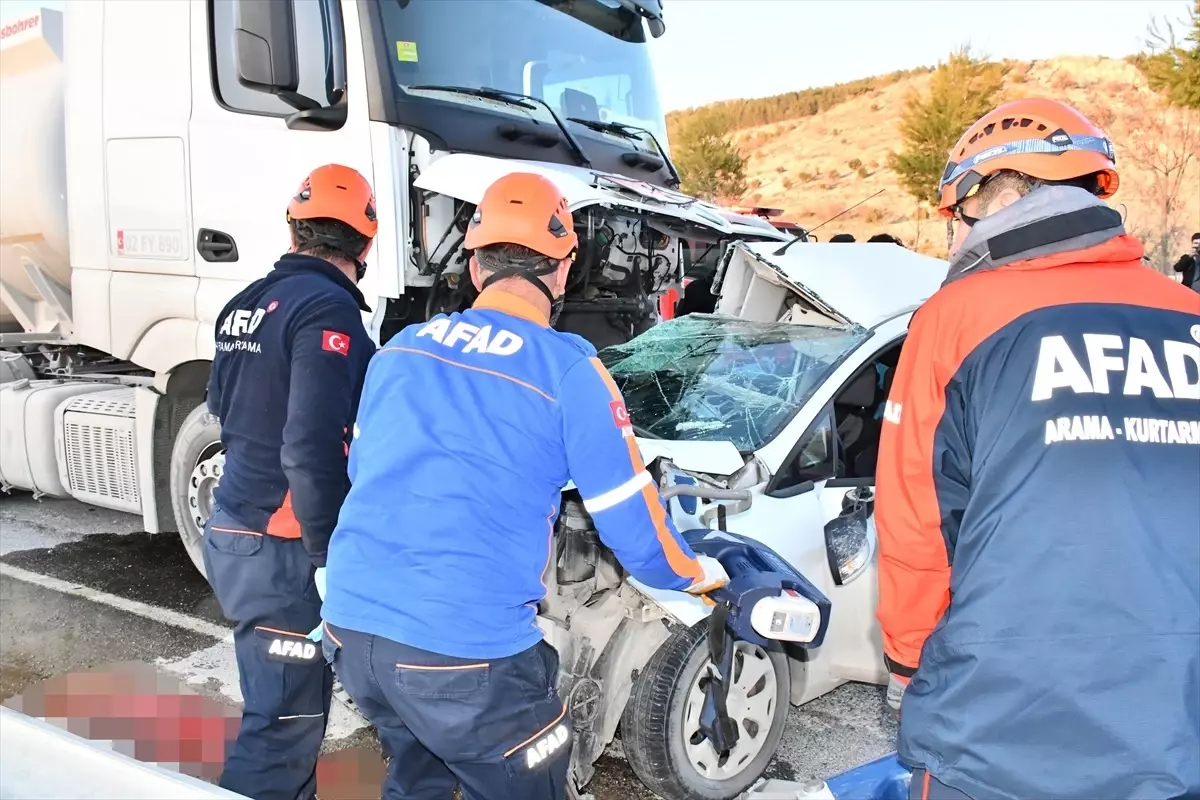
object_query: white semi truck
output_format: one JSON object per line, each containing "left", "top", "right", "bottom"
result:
{"left": 0, "top": 1, "right": 788, "bottom": 574}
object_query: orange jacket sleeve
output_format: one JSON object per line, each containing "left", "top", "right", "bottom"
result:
{"left": 875, "top": 300, "right": 970, "bottom": 678}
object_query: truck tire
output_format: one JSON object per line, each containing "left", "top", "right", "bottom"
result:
{"left": 169, "top": 403, "right": 224, "bottom": 580}
{"left": 621, "top": 620, "right": 790, "bottom": 800}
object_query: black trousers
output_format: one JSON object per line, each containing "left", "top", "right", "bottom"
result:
{"left": 322, "top": 622, "right": 572, "bottom": 800}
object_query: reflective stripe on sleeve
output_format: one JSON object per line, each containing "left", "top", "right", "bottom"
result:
{"left": 582, "top": 471, "right": 654, "bottom": 514}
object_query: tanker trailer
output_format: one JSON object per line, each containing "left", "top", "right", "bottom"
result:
{"left": 0, "top": 8, "right": 69, "bottom": 339}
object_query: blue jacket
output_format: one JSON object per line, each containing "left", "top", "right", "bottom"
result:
{"left": 877, "top": 187, "right": 1200, "bottom": 800}
{"left": 207, "top": 254, "right": 374, "bottom": 566}
{"left": 322, "top": 289, "right": 704, "bottom": 659}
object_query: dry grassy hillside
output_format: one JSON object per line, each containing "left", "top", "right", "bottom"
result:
{"left": 717, "top": 56, "right": 1200, "bottom": 259}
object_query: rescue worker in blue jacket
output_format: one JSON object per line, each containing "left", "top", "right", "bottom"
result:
{"left": 316, "top": 172, "right": 730, "bottom": 800}
{"left": 204, "top": 164, "right": 378, "bottom": 800}
{"left": 876, "top": 98, "right": 1200, "bottom": 800}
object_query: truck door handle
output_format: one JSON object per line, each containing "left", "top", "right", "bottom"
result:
{"left": 197, "top": 229, "right": 239, "bottom": 263}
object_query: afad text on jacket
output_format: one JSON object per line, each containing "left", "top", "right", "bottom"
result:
{"left": 876, "top": 186, "right": 1200, "bottom": 800}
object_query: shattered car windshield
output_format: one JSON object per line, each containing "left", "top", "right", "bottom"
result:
{"left": 599, "top": 315, "right": 870, "bottom": 452}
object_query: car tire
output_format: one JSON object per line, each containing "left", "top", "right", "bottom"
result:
{"left": 621, "top": 620, "right": 790, "bottom": 800}
{"left": 169, "top": 402, "right": 224, "bottom": 581}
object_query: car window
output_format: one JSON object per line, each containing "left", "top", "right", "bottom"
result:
{"left": 775, "top": 409, "right": 837, "bottom": 491}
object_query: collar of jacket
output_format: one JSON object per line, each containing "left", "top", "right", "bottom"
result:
{"left": 472, "top": 287, "right": 550, "bottom": 327}
{"left": 946, "top": 185, "right": 1128, "bottom": 286}
{"left": 273, "top": 253, "right": 372, "bottom": 312}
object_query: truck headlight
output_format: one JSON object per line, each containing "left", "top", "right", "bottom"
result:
{"left": 749, "top": 589, "right": 821, "bottom": 644}
{"left": 824, "top": 491, "right": 875, "bottom": 586}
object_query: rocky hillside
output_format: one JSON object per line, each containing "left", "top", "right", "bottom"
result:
{"left": 673, "top": 56, "right": 1200, "bottom": 261}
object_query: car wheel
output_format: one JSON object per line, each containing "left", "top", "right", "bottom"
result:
{"left": 621, "top": 620, "right": 790, "bottom": 800}
{"left": 169, "top": 403, "right": 224, "bottom": 581}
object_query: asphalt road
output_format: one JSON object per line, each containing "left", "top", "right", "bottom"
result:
{"left": 0, "top": 492, "right": 896, "bottom": 799}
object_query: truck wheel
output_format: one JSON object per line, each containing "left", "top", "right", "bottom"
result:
{"left": 621, "top": 621, "right": 789, "bottom": 800}
{"left": 169, "top": 403, "right": 224, "bottom": 580}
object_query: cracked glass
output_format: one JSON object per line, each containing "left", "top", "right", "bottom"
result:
{"left": 599, "top": 314, "right": 870, "bottom": 452}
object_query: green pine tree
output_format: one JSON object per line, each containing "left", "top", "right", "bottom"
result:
{"left": 1135, "top": 0, "right": 1200, "bottom": 109}
{"left": 671, "top": 115, "right": 748, "bottom": 202}
{"left": 888, "top": 48, "right": 1008, "bottom": 206}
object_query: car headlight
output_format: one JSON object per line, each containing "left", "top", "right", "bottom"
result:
{"left": 824, "top": 487, "right": 875, "bottom": 586}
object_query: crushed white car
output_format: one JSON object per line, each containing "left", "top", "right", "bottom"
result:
{"left": 542, "top": 240, "right": 952, "bottom": 800}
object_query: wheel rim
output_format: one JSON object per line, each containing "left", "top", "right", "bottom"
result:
{"left": 187, "top": 444, "right": 225, "bottom": 536}
{"left": 681, "top": 641, "right": 778, "bottom": 781}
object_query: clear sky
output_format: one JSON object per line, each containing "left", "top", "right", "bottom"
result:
{"left": 5, "top": 0, "right": 1192, "bottom": 111}
{"left": 648, "top": 0, "right": 1193, "bottom": 110}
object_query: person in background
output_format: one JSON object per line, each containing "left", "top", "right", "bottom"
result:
{"left": 868, "top": 233, "right": 905, "bottom": 246}
{"left": 875, "top": 97, "right": 1200, "bottom": 800}
{"left": 829, "top": 233, "right": 856, "bottom": 242}
{"left": 1173, "top": 231, "right": 1199, "bottom": 292}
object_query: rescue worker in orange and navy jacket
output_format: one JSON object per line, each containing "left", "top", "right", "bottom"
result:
{"left": 203, "top": 165, "right": 378, "bottom": 800}
{"left": 875, "top": 98, "right": 1200, "bottom": 800}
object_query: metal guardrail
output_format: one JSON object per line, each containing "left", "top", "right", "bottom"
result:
{"left": 0, "top": 706, "right": 248, "bottom": 800}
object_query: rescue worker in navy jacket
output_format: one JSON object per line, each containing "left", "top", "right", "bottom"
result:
{"left": 316, "top": 172, "right": 730, "bottom": 800}
{"left": 876, "top": 98, "right": 1200, "bottom": 800}
{"left": 204, "top": 164, "right": 378, "bottom": 800}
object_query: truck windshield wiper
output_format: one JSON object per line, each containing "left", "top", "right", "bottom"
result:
{"left": 406, "top": 84, "right": 592, "bottom": 169}
{"left": 566, "top": 117, "right": 681, "bottom": 187}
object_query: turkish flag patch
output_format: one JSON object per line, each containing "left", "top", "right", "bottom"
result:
{"left": 609, "top": 400, "right": 631, "bottom": 429}
{"left": 322, "top": 330, "right": 350, "bottom": 356}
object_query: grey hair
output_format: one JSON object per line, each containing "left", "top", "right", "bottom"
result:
{"left": 976, "top": 171, "right": 1041, "bottom": 216}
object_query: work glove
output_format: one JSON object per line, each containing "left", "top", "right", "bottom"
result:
{"left": 684, "top": 555, "right": 730, "bottom": 595}
{"left": 886, "top": 672, "right": 909, "bottom": 712}
{"left": 306, "top": 567, "right": 327, "bottom": 642}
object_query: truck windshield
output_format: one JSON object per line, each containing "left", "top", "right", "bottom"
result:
{"left": 376, "top": 0, "right": 668, "bottom": 144}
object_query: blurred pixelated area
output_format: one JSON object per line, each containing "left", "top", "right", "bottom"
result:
{"left": 3, "top": 660, "right": 389, "bottom": 799}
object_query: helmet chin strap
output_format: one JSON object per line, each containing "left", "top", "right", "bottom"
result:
{"left": 479, "top": 254, "right": 566, "bottom": 322}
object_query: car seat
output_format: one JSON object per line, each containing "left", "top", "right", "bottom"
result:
{"left": 835, "top": 367, "right": 883, "bottom": 478}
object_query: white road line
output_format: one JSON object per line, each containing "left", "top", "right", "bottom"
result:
{"left": 0, "top": 562, "right": 233, "bottom": 642}
{"left": 1, "top": 561, "right": 368, "bottom": 740}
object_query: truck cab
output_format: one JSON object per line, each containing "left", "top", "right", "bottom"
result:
{"left": 0, "top": 1, "right": 787, "bottom": 573}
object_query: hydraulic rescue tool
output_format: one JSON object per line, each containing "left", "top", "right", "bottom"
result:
{"left": 740, "top": 753, "right": 913, "bottom": 800}
{"left": 684, "top": 531, "right": 833, "bottom": 766}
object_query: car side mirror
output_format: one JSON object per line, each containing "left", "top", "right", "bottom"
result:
{"left": 233, "top": 0, "right": 300, "bottom": 95}
{"left": 841, "top": 485, "right": 874, "bottom": 514}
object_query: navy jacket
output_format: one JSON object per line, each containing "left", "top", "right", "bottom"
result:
{"left": 877, "top": 186, "right": 1200, "bottom": 800}
{"left": 322, "top": 289, "right": 704, "bottom": 659}
{"left": 207, "top": 254, "right": 374, "bottom": 566}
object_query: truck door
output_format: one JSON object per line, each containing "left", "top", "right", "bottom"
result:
{"left": 187, "top": 0, "right": 374, "bottom": 321}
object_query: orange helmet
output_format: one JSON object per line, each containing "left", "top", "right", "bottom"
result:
{"left": 464, "top": 172, "right": 577, "bottom": 260}
{"left": 938, "top": 98, "right": 1119, "bottom": 217}
{"left": 286, "top": 164, "right": 378, "bottom": 259}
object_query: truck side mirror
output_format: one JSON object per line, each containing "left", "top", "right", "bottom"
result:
{"left": 233, "top": 0, "right": 300, "bottom": 95}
